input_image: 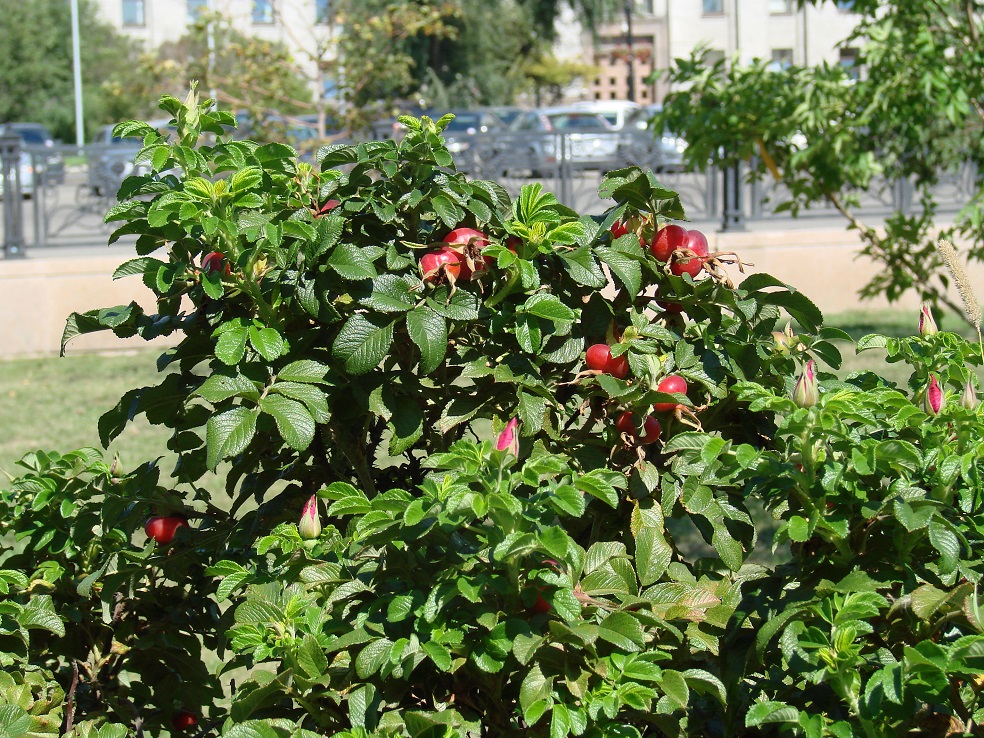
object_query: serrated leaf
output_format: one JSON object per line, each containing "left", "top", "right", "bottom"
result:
{"left": 329, "top": 242, "right": 378, "bottom": 280}
{"left": 332, "top": 315, "right": 395, "bottom": 375}
{"left": 260, "top": 395, "right": 315, "bottom": 451}
{"left": 522, "top": 293, "right": 576, "bottom": 322}
{"left": 277, "top": 360, "right": 330, "bottom": 383}
{"left": 249, "top": 325, "right": 286, "bottom": 361}
{"left": 597, "top": 612, "right": 645, "bottom": 651}
{"left": 597, "top": 246, "right": 642, "bottom": 296}
{"left": 359, "top": 274, "right": 418, "bottom": 313}
{"left": 216, "top": 325, "right": 249, "bottom": 365}
{"left": 206, "top": 406, "right": 258, "bottom": 468}
{"left": 406, "top": 306, "right": 447, "bottom": 374}
{"left": 745, "top": 702, "right": 800, "bottom": 727}
{"left": 194, "top": 372, "right": 261, "bottom": 403}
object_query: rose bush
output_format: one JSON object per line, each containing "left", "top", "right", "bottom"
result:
{"left": 1, "top": 89, "right": 983, "bottom": 737}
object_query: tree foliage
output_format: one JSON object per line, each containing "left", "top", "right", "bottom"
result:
{"left": 0, "top": 0, "right": 140, "bottom": 140}
{"left": 658, "top": 0, "right": 984, "bottom": 322}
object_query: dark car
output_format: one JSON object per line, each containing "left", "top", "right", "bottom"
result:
{"left": 86, "top": 124, "right": 147, "bottom": 196}
{"left": 420, "top": 109, "right": 506, "bottom": 174}
{"left": 0, "top": 122, "right": 65, "bottom": 184}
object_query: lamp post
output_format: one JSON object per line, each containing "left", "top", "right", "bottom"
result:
{"left": 1, "top": 130, "right": 26, "bottom": 258}
{"left": 624, "top": 0, "right": 636, "bottom": 102}
{"left": 70, "top": 0, "right": 84, "bottom": 150}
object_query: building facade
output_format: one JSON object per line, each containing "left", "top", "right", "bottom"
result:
{"left": 583, "top": 0, "right": 861, "bottom": 104}
{"left": 94, "top": 0, "right": 861, "bottom": 105}
{"left": 93, "top": 0, "right": 336, "bottom": 98}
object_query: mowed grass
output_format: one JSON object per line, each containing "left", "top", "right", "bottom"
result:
{"left": 0, "top": 309, "right": 978, "bottom": 480}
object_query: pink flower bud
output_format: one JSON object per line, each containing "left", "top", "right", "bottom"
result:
{"left": 495, "top": 417, "right": 520, "bottom": 456}
{"left": 961, "top": 377, "right": 979, "bottom": 410}
{"left": 298, "top": 495, "right": 322, "bottom": 540}
{"left": 792, "top": 359, "right": 818, "bottom": 408}
{"left": 924, "top": 374, "right": 944, "bottom": 416}
{"left": 919, "top": 305, "right": 938, "bottom": 336}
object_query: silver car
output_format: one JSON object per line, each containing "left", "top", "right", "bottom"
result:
{"left": 0, "top": 149, "right": 35, "bottom": 199}
{"left": 617, "top": 104, "right": 688, "bottom": 172}
{"left": 503, "top": 108, "right": 619, "bottom": 176}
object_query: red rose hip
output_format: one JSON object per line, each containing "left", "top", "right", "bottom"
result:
{"left": 585, "top": 343, "right": 629, "bottom": 379}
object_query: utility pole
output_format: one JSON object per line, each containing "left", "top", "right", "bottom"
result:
{"left": 70, "top": 0, "right": 84, "bottom": 149}
{"left": 624, "top": 0, "right": 636, "bottom": 102}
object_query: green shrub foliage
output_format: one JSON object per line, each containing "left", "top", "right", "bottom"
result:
{"left": 2, "top": 89, "right": 984, "bottom": 737}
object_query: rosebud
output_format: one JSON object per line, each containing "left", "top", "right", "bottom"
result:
{"left": 792, "top": 359, "right": 818, "bottom": 408}
{"left": 495, "top": 417, "right": 520, "bottom": 457}
{"left": 924, "top": 374, "right": 944, "bottom": 416}
{"left": 961, "top": 377, "right": 979, "bottom": 410}
{"left": 772, "top": 322, "right": 796, "bottom": 353}
{"left": 919, "top": 305, "right": 938, "bottom": 336}
{"left": 298, "top": 495, "right": 322, "bottom": 540}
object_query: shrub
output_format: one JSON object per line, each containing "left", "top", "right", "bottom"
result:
{"left": 2, "top": 89, "right": 983, "bottom": 737}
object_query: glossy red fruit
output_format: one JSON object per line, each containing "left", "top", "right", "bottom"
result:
{"left": 656, "top": 300, "right": 684, "bottom": 314}
{"left": 443, "top": 227, "right": 489, "bottom": 280}
{"left": 650, "top": 224, "right": 688, "bottom": 263}
{"left": 670, "top": 229, "right": 709, "bottom": 278}
{"left": 585, "top": 343, "right": 629, "bottom": 379}
{"left": 505, "top": 235, "right": 521, "bottom": 254}
{"left": 144, "top": 515, "right": 189, "bottom": 545}
{"left": 529, "top": 592, "right": 551, "bottom": 614}
{"left": 171, "top": 711, "right": 198, "bottom": 731}
{"left": 201, "top": 251, "right": 231, "bottom": 276}
{"left": 420, "top": 246, "right": 462, "bottom": 284}
{"left": 616, "top": 412, "right": 662, "bottom": 445}
{"left": 610, "top": 219, "right": 629, "bottom": 239}
{"left": 654, "top": 374, "right": 689, "bottom": 413}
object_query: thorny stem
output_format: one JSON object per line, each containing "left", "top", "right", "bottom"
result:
{"left": 822, "top": 190, "right": 967, "bottom": 320}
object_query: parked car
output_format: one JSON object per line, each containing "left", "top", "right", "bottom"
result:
{"left": 564, "top": 100, "right": 641, "bottom": 131}
{"left": 86, "top": 124, "right": 147, "bottom": 197}
{"left": 617, "top": 104, "right": 688, "bottom": 172}
{"left": 504, "top": 107, "right": 619, "bottom": 175}
{"left": 420, "top": 109, "right": 506, "bottom": 174}
{"left": 0, "top": 149, "right": 35, "bottom": 199}
{"left": 0, "top": 122, "right": 65, "bottom": 184}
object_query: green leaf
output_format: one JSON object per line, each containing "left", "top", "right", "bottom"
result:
{"left": 248, "top": 325, "right": 286, "bottom": 361}
{"left": 422, "top": 641, "right": 452, "bottom": 672}
{"left": 358, "top": 274, "right": 418, "bottom": 313}
{"left": 596, "top": 246, "right": 642, "bottom": 296}
{"left": 515, "top": 314, "right": 543, "bottom": 353}
{"left": 635, "top": 526, "right": 672, "bottom": 586}
{"left": 560, "top": 245, "right": 607, "bottom": 288}
{"left": 194, "top": 372, "right": 261, "bottom": 403}
{"left": 17, "top": 595, "right": 65, "bottom": 637}
{"left": 216, "top": 324, "right": 249, "bottom": 365}
{"left": 277, "top": 360, "right": 330, "bottom": 383}
{"left": 929, "top": 517, "right": 961, "bottom": 574}
{"left": 745, "top": 702, "right": 800, "bottom": 727}
{"left": 259, "top": 395, "right": 315, "bottom": 451}
{"left": 332, "top": 315, "right": 395, "bottom": 375}
{"left": 406, "top": 306, "right": 448, "bottom": 374}
{"left": 329, "top": 242, "right": 378, "bottom": 280}
{"left": 228, "top": 166, "right": 263, "bottom": 193}
{"left": 658, "top": 669, "right": 690, "bottom": 712}
{"left": 270, "top": 382, "right": 330, "bottom": 423}
{"left": 597, "top": 612, "right": 645, "bottom": 651}
{"left": 206, "top": 406, "right": 258, "bottom": 469}
{"left": 522, "top": 294, "right": 576, "bottom": 322}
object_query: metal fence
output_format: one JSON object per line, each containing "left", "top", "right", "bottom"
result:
{"left": 1, "top": 132, "right": 979, "bottom": 254}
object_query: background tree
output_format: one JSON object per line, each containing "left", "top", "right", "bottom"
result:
{"left": 0, "top": 0, "right": 140, "bottom": 141}
{"left": 657, "top": 0, "right": 984, "bottom": 322}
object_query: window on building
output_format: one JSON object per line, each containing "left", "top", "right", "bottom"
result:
{"left": 771, "top": 48, "right": 793, "bottom": 70}
{"left": 253, "top": 0, "right": 274, "bottom": 24}
{"left": 122, "top": 0, "right": 145, "bottom": 26}
{"left": 315, "top": 0, "right": 333, "bottom": 24}
{"left": 702, "top": 0, "right": 724, "bottom": 15}
{"left": 703, "top": 49, "right": 726, "bottom": 67}
{"left": 769, "top": 0, "right": 792, "bottom": 13}
{"left": 188, "top": 0, "right": 207, "bottom": 21}
{"left": 839, "top": 47, "right": 859, "bottom": 78}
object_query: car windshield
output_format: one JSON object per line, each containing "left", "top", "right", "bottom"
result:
{"left": 435, "top": 113, "right": 491, "bottom": 132}
{"left": 10, "top": 125, "right": 48, "bottom": 144}
{"left": 546, "top": 113, "right": 609, "bottom": 131}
